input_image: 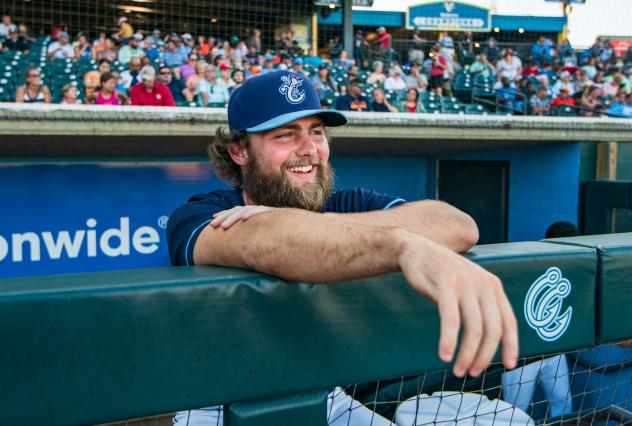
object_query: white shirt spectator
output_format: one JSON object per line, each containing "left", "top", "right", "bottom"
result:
{"left": 384, "top": 75, "right": 407, "bottom": 92}
{"left": 552, "top": 79, "right": 575, "bottom": 97}
{"left": 0, "top": 22, "right": 16, "bottom": 37}
{"left": 48, "top": 41, "right": 75, "bottom": 60}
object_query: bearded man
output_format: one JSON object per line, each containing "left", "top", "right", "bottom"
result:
{"left": 167, "top": 70, "right": 518, "bottom": 425}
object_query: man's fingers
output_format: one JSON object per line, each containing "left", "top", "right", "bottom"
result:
{"left": 498, "top": 289, "right": 519, "bottom": 370}
{"left": 220, "top": 208, "right": 251, "bottom": 229}
{"left": 469, "top": 286, "right": 503, "bottom": 377}
{"left": 453, "top": 291, "right": 483, "bottom": 377}
{"left": 437, "top": 292, "right": 460, "bottom": 364}
{"left": 210, "top": 207, "right": 239, "bottom": 227}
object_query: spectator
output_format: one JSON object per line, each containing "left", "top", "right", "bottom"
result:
{"left": 83, "top": 59, "right": 111, "bottom": 103}
{"left": 334, "top": 50, "right": 354, "bottom": 70}
{"left": 429, "top": 45, "right": 448, "bottom": 96}
{"left": 574, "top": 69, "right": 591, "bottom": 93}
{"left": 558, "top": 38, "right": 576, "bottom": 67}
{"left": 247, "top": 28, "right": 261, "bottom": 53}
{"left": 552, "top": 71, "right": 575, "bottom": 97}
{"left": 522, "top": 61, "right": 540, "bottom": 77}
{"left": 532, "top": 36, "right": 549, "bottom": 66}
{"left": 496, "top": 77, "right": 522, "bottom": 113}
{"left": 600, "top": 74, "right": 623, "bottom": 98}
{"left": 229, "top": 69, "right": 245, "bottom": 95}
{"left": 551, "top": 87, "right": 576, "bottom": 108}
{"left": 497, "top": 49, "right": 522, "bottom": 83}
{"left": 145, "top": 29, "right": 164, "bottom": 48}
{"left": 371, "top": 88, "right": 398, "bottom": 112}
{"left": 197, "top": 64, "right": 229, "bottom": 107}
{"left": 261, "top": 54, "right": 276, "bottom": 74}
{"left": 17, "top": 24, "right": 36, "bottom": 44}
{"left": 303, "top": 47, "right": 323, "bottom": 68}
{"left": 92, "top": 32, "right": 107, "bottom": 59}
{"left": 366, "top": 60, "right": 386, "bottom": 85}
{"left": 582, "top": 56, "right": 598, "bottom": 80}
{"left": 197, "top": 36, "right": 211, "bottom": 57}
{"left": 311, "top": 65, "right": 338, "bottom": 94}
{"left": 3, "top": 28, "right": 28, "bottom": 52}
{"left": 376, "top": 26, "right": 391, "bottom": 51}
{"left": 383, "top": 65, "right": 407, "bottom": 94}
{"left": 405, "top": 63, "right": 428, "bottom": 91}
{"left": 579, "top": 85, "right": 604, "bottom": 117}
{"left": 111, "top": 70, "right": 129, "bottom": 99}
{"left": 120, "top": 56, "right": 143, "bottom": 90}
{"left": 484, "top": 37, "right": 500, "bottom": 64}
{"left": 181, "top": 33, "right": 194, "bottom": 56}
{"left": 143, "top": 37, "right": 160, "bottom": 62}
{"left": 217, "top": 63, "right": 235, "bottom": 91}
{"left": 130, "top": 65, "right": 175, "bottom": 106}
{"left": 438, "top": 31, "right": 455, "bottom": 66}
{"left": 328, "top": 36, "right": 342, "bottom": 59}
{"left": 95, "top": 72, "right": 124, "bottom": 105}
{"left": 163, "top": 40, "right": 187, "bottom": 67}
{"left": 291, "top": 58, "right": 307, "bottom": 79}
{"left": 118, "top": 33, "right": 144, "bottom": 65}
{"left": 15, "top": 67, "right": 51, "bottom": 104}
{"left": 113, "top": 16, "right": 133, "bottom": 41}
{"left": 469, "top": 54, "right": 494, "bottom": 77}
{"left": 244, "top": 45, "right": 259, "bottom": 66}
{"left": 186, "top": 60, "right": 207, "bottom": 95}
{"left": 396, "top": 88, "right": 426, "bottom": 113}
{"left": 48, "top": 32, "right": 74, "bottom": 60}
{"left": 0, "top": 14, "right": 16, "bottom": 37}
{"left": 96, "top": 37, "right": 117, "bottom": 62}
{"left": 61, "top": 84, "right": 81, "bottom": 105}
{"left": 336, "top": 80, "right": 371, "bottom": 112}
{"left": 409, "top": 31, "right": 426, "bottom": 65}
{"left": 353, "top": 30, "right": 367, "bottom": 69}
{"left": 74, "top": 33, "right": 92, "bottom": 61}
{"left": 180, "top": 53, "right": 200, "bottom": 81}
{"left": 159, "top": 65, "right": 191, "bottom": 104}
{"left": 530, "top": 85, "right": 551, "bottom": 116}
{"left": 607, "top": 92, "right": 632, "bottom": 118}
{"left": 51, "top": 23, "right": 69, "bottom": 40}
{"left": 286, "top": 40, "right": 303, "bottom": 57}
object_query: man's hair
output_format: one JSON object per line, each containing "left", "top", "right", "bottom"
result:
{"left": 207, "top": 127, "right": 251, "bottom": 187}
{"left": 545, "top": 221, "right": 580, "bottom": 239}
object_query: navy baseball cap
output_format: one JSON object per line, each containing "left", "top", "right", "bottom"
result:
{"left": 227, "top": 70, "right": 347, "bottom": 133}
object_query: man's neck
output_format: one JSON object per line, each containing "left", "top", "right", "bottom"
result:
{"left": 243, "top": 190, "right": 255, "bottom": 206}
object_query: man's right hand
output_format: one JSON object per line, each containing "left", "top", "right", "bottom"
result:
{"left": 394, "top": 229, "right": 518, "bottom": 378}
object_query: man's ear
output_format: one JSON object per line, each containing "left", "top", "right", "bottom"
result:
{"left": 227, "top": 142, "right": 248, "bottom": 166}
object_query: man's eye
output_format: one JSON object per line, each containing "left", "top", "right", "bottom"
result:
{"left": 311, "top": 129, "right": 324, "bottom": 136}
{"left": 275, "top": 132, "right": 291, "bottom": 139}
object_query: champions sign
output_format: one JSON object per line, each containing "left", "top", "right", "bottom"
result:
{"left": 408, "top": 1, "right": 491, "bottom": 32}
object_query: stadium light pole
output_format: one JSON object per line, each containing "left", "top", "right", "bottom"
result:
{"left": 343, "top": 0, "right": 354, "bottom": 58}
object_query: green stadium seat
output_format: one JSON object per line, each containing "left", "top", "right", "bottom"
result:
{"left": 464, "top": 104, "right": 489, "bottom": 115}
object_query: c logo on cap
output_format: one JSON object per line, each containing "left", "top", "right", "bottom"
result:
{"left": 279, "top": 74, "right": 305, "bottom": 104}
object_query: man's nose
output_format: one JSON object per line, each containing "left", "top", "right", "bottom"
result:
{"left": 295, "top": 132, "right": 317, "bottom": 156}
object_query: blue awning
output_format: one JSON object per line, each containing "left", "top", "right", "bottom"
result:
{"left": 318, "top": 10, "right": 405, "bottom": 27}
{"left": 491, "top": 15, "right": 567, "bottom": 32}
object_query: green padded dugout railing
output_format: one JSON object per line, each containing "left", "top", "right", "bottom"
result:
{"left": 0, "top": 238, "right": 618, "bottom": 425}
{"left": 544, "top": 233, "right": 632, "bottom": 343}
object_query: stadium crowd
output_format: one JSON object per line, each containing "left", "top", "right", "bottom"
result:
{"left": 1, "top": 13, "right": 632, "bottom": 117}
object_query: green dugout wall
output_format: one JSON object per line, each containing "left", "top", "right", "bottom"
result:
{"left": 1, "top": 234, "right": 631, "bottom": 425}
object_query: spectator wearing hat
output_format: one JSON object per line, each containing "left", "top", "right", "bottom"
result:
{"left": 552, "top": 71, "right": 575, "bottom": 97}
{"left": 120, "top": 56, "right": 143, "bottom": 90}
{"left": 303, "top": 47, "right": 323, "bottom": 68}
{"left": 145, "top": 29, "right": 164, "bottom": 48}
{"left": 113, "top": 16, "right": 133, "bottom": 41}
{"left": 0, "top": 14, "right": 17, "bottom": 38}
{"left": 311, "top": 65, "right": 338, "bottom": 94}
{"left": 291, "top": 57, "right": 307, "bottom": 79}
{"left": 405, "top": 63, "right": 428, "bottom": 91}
{"left": 197, "top": 64, "right": 229, "bottom": 107}
{"left": 180, "top": 33, "right": 194, "bottom": 56}
{"left": 217, "top": 63, "right": 235, "bottom": 91}
{"left": 48, "top": 32, "right": 74, "bottom": 60}
{"left": 336, "top": 80, "right": 371, "bottom": 112}
{"left": 550, "top": 87, "right": 576, "bottom": 108}
{"left": 530, "top": 86, "right": 551, "bottom": 116}
{"left": 261, "top": 54, "right": 276, "bottom": 74}
{"left": 61, "top": 84, "right": 82, "bottom": 105}
{"left": 130, "top": 65, "right": 175, "bottom": 106}
{"left": 159, "top": 65, "right": 191, "bottom": 104}
{"left": 371, "top": 88, "right": 398, "bottom": 112}
{"left": 118, "top": 33, "right": 144, "bottom": 65}
{"left": 163, "top": 40, "right": 187, "bottom": 67}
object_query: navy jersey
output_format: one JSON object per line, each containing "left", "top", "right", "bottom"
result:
{"left": 167, "top": 188, "right": 406, "bottom": 266}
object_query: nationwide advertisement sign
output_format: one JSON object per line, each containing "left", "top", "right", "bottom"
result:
{"left": 0, "top": 162, "right": 225, "bottom": 279}
{"left": 408, "top": 1, "right": 491, "bottom": 32}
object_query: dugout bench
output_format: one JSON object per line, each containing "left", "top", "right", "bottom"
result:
{"left": 0, "top": 234, "right": 631, "bottom": 425}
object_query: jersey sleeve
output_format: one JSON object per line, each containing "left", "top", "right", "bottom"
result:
{"left": 327, "top": 188, "right": 407, "bottom": 213}
{"left": 166, "top": 193, "right": 235, "bottom": 266}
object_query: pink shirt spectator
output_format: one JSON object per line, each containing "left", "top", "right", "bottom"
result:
{"left": 430, "top": 55, "right": 447, "bottom": 77}
{"left": 95, "top": 90, "right": 120, "bottom": 105}
{"left": 180, "top": 64, "right": 196, "bottom": 81}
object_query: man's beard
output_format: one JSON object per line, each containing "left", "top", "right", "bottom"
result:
{"left": 243, "top": 152, "right": 334, "bottom": 212}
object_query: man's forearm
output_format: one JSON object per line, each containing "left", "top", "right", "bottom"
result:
{"left": 194, "top": 208, "right": 408, "bottom": 284}
{"left": 324, "top": 200, "right": 479, "bottom": 252}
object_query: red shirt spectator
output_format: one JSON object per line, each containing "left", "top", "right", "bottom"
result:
{"left": 130, "top": 66, "right": 176, "bottom": 106}
{"left": 377, "top": 26, "right": 391, "bottom": 49}
{"left": 550, "top": 89, "right": 576, "bottom": 108}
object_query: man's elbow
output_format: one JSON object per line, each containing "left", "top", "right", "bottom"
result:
{"left": 456, "top": 212, "right": 479, "bottom": 252}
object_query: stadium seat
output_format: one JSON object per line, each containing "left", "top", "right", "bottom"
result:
{"left": 464, "top": 104, "right": 489, "bottom": 115}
